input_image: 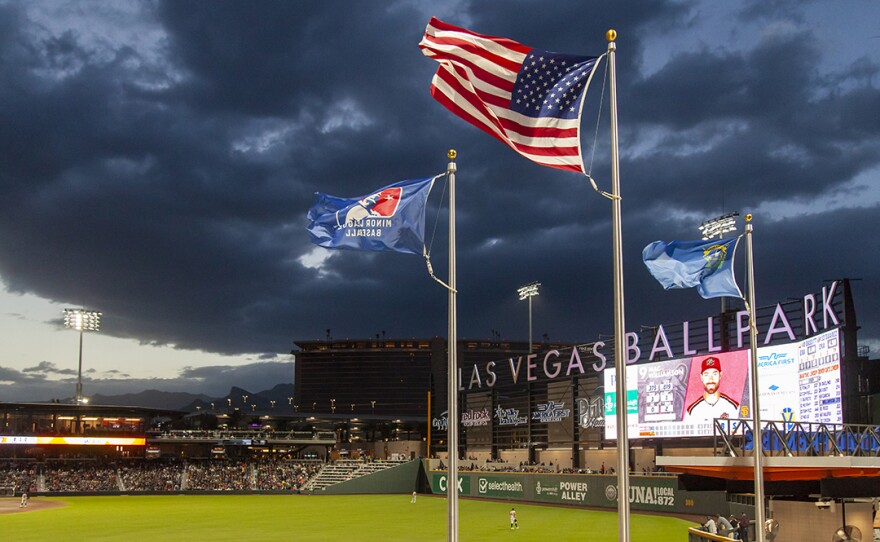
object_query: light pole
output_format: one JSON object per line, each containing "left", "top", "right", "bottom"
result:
{"left": 63, "top": 308, "right": 101, "bottom": 405}
{"left": 699, "top": 212, "right": 739, "bottom": 313}
{"left": 517, "top": 282, "right": 540, "bottom": 353}
{"left": 517, "top": 281, "right": 540, "bottom": 467}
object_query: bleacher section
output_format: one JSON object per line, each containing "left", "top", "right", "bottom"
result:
{"left": 307, "top": 459, "right": 409, "bottom": 491}
{"left": 1, "top": 457, "right": 419, "bottom": 495}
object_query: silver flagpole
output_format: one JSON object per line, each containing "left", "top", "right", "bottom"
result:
{"left": 446, "top": 149, "right": 459, "bottom": 542}
{"left": 744, "top": 214, "right": 766, "bottom": 542}
{"left": 607, "top": 29, "right": 631, "bottom": 542}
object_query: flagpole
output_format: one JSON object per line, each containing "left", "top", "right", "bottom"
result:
{"left": 744, "top": 214, "right": 766, "bottom": 542}
{"left": 607, "top": 29, "right": 631, "bottom": 542}
{"left": 446, "top": 149, "right": 459, "bottom": 542}
{"left": 427, "top": 390, "right": 432, "bottom": 460}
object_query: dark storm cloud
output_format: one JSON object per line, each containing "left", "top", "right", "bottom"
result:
{"left": 626, "top": 27, "right": 880, "bottom": 209}
{"left": 0, "top": 0, "right": 877, "bottom": 395}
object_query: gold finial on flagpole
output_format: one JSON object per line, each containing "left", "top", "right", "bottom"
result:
{"left": 606, "top": 29, "right": 617, "bottom": 42}
{"left": 745, "top": 213, "right": 752, "bottom": 222}
{"left": 448, "top": 149, "right": 457, "bottom": 160}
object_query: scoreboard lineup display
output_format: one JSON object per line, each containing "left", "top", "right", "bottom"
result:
{"left": 797, "top": 331, "right": 841, "bottom": 424}
{"left": 604, "top": 328, "right": 843, "bottom": 439}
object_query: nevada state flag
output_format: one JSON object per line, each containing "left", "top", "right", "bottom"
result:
{"left": 642, "top": 237, "right": 743, "bottom": 300}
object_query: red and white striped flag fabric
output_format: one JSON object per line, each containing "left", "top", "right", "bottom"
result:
{"left": 419, "top": 17, "right": 602, "bottom": 174}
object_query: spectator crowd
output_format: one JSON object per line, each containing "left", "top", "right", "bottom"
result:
{"left": 1, "top": 457, "right": 321, "bottom": 493}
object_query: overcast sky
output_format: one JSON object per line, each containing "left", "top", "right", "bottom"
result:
{"left": 1, "top": 0, "right": 878, "bottom": 403}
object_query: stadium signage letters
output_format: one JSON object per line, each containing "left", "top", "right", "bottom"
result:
{"left": 559, "top": 480, "right": 588, "bottom": 502}
{"left": 458, "top": 281, "right": 842, "bottom": 390}
{"left": 432, "top": 411, "right": 448, "bottom": 431}
{"left": 461, "top": 408, "right": 490, "bottom": 427}
{"left": 478, "top": 478, "right": 523, "bottom": 495}
{"left": 531, "top": 400, "right": 570, "bottom": 423}
{"left": 495, "top": 405, "right": 528, "bottom": 426}
{"left": 534, "top": 480, "right": 558, "bottom": 497}
{"left": 577, "top": 397, "right": 605, "bottom": 428}
{"left": 476, "top": 476, "right": 525, "bottom": 497}
{"left": 605, "top": 484, "right": 676, "bottom": 507}
{"left": 434, "top": 474, "right": 469, "bottom": 494}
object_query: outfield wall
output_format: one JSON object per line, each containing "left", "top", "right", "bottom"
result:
{"left": 318, "top": 459, "right": 422, "bottom": 495}
{"left": 428, "top": 471, "right": 728, "bottom": 517}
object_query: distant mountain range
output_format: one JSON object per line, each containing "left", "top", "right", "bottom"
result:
{"left": 87, "top": 383, "right": 296, "bottom": 412}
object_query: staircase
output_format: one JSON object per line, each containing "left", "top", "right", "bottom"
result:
{"left": 307, "top": 459, "right": 408, "bottom": 491}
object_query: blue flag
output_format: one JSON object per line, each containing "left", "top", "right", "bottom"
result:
{"left": 642, "top": 237, "right": 743, "bottom": 299}
{"left": 307, "top": 176, "right": 437, "bottom": 255}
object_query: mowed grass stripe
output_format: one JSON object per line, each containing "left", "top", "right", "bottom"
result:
{"left": 0, "top": 495, "right": 695, "bottom": 541}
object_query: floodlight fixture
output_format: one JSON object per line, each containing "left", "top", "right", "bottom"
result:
{"left": 63, "top": 308, "right": 101, "bottom": 332}
{"left": 698, "top": 212, "right": 740, "bottom": 313}
{"left": 63, "top": 308, "right": 101, "bottom": 405}
{"left": 517, "top": 281, "right": 541, "bottom": 301}
{"left": 517, "top": 282, "right": 541, "bottom": 353}
{"left": 698, "top": 212, "right": 740, "bottom": 240}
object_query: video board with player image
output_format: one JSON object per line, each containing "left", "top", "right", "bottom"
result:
{"left": 604, "top": 328, "right": 841, "bottom": 439}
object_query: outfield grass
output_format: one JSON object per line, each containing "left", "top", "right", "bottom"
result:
{"left": 0, "top": 494, "right": 696, "bottom": 541}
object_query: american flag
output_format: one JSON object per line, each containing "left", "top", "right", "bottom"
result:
{"left": 419, "top": 17, "right": 602, "bottom": 174}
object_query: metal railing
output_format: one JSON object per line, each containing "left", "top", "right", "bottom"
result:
{"left": 713, "top": 419, "right": 880, "bottom": 457}
{"left": 687, "top": 527, "right": 738, "bottom": 542}
{"left": 149, "top": 429, "right": 336, "bottom": 443}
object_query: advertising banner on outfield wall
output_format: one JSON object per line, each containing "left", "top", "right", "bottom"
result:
{"left": 533, "top": 477, "right": 590, "bottom": 505}
{"left": 474, "top": 475, "right": 525, "bottom": 499}
{"left": 432, "top": 472, "right": 680, "bottom": 509}
{"left": 430, "top": 473, "right": 471, "bottom": 494}
{"left": 429, "top": 471, "right": 727, "bottom": 515}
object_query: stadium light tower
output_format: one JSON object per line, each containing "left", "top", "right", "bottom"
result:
{"left": 63, "top": 308, "right": 101, "bottom": 405}
{"left": 698, "top": 212, "right": 739, "bottom": 313}
{"left": 517, "top": 282, "right": 541, "bottom": 353}
{"left": 698, "top": 211, "right": 739, "bottom": 241}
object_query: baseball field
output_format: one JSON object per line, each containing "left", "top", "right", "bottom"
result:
{"left": 0, "top": 494, "right": 697, "bottom": 541}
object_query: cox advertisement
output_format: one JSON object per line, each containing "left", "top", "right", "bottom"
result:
{"left": 604, "top": 329, "right": 841, "bottom": 439}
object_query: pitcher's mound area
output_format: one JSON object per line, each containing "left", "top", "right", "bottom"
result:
{"left": 0, "top": 498, "right": 66, "bottom": 514}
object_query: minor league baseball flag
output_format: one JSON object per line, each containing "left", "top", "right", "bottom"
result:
{"left": 307, "top": 176, "right": 438, "bottom": 255}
